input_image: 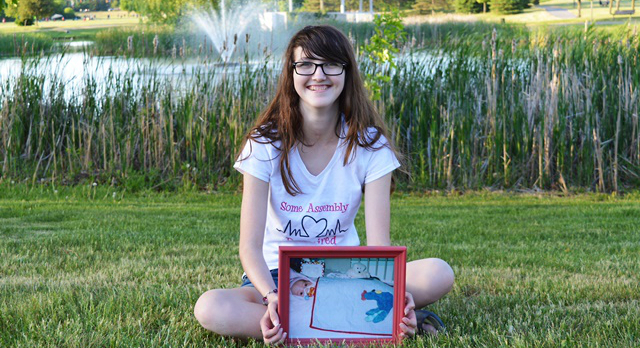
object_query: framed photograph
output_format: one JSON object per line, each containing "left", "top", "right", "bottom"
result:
{"left": 278, "top": 246, "right": 407, "bottom": 346}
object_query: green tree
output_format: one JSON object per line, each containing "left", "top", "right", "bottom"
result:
{"left": 53, "top": 0, "right": 64, "bottom": 13}
{"left": 75, "top": 0, "right": 110, "bottom": 11}
{"left": 301, "top": 0, "right": 415, "bottom": 12}
{"left": 144, "top": 0, "right": 188, "bottom": 23}
{"left": 361, "top": 9, "right": 406, "bottom": 101}
{"left": 120, "top": 0, "right": 221, "bottom": 24}
{"left": 454, "top": 0, "right": 482, "bottom": 13}
{"left": 412, "top": 0, "right": 452, "bottom": 14}
{"left": 1, "top": 0, "right": 19, "bottom": 14}
{"left": 271, "top": 0, "right": 304, "bottom": 11}
{"left": 5, "top": 0, "right": 55, "bottom": 25}
{"left": 300, "top": 0, "right": 326, "bottom": 12}
{"left": 120, "top": 0, "right": 140, "bottom": 12}
{"left": 489, "top": 0, "right": 528, "bottom": 14}
{"left": 476, "top": 0, "right": 489, "bottom": 12}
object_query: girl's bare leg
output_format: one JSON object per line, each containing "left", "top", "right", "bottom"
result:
{"left": 406, "top": 258, "right": 454, "bottom": 334}
{"left": 195, "top": 259, "right": 453, "bottom": 338}
{"left": 194, "top": 287, "right": 266, "bottom": 339}
{"left": 406, "top": 258, "right": 455, "bottom": 308}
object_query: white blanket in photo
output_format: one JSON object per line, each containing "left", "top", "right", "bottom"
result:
{"left": 309, "top": 277, "right": 394, "bottom": 336}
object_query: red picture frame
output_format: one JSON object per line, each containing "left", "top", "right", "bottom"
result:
{"left": 278, "top": 246, "right": 407, "bottom": 346}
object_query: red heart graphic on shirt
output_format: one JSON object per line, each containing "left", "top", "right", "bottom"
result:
{"left": 302, "top": 215, "right": 327, "bottom": 238}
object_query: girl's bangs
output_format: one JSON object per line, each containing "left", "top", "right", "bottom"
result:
{"left": 298, "top": 40, "right": 349, "bottom": 65}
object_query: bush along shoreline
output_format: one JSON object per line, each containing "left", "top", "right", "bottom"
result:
{"left": 1, "top": 22, "right": 640, "bottom": 193}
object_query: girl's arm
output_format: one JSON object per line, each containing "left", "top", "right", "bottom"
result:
{"left": 239, "top": 173, "right": 278, "bottom": 303}
{"left": 363, "top": 172, "right": 392, "bottom": 246}
{"left": 241, "top": 174, "right": 286, "bottom": 342}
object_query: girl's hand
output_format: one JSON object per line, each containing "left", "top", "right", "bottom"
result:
{"left": 399, "top": 292, "right": 417, "bottom": 338}
{"left": 260, "top": 299, "right": 287, "bottom": 345}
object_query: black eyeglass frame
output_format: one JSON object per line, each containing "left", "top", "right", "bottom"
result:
{"left": 292, "top": 62, "right": 347, "bottom": 76}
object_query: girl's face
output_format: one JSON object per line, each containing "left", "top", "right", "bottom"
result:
{"left": 292, "top": 47, "right": 345, "bottom": 112}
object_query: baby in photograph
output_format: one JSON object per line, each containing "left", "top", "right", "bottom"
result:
{"left": 290, "top": 270, "right": 316, "bottom": 300}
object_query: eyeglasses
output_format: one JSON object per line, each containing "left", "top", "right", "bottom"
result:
{"left": 292, "top": 62, "right": 346, "bottom": 76}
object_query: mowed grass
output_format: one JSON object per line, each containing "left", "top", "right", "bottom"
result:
{"left": 487, "top": 0, "right": 640, "bottom": 24}
{"left": 1, "top": 189, "right": 639, "bottom": 347}
{"left": 0, "top": 11, "right": 140, "bottom": 34}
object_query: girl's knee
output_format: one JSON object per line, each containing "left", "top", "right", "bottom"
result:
{"left": 194, "top": 290, "right": 230, "bottom": 330}
{"left": 429, "top": 258, "right": 455, "bottom": 288}
{"left": 407, "top": 258, "right": 455, "bottom": 306}
{"left": 409, "top": 258, "right": 455, "bottom": 290}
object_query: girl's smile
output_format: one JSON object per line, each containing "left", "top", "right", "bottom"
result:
{"left": 307, "top": 85, "right": 331, "bottom": 92}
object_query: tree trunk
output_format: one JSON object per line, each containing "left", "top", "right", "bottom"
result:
{"left": 609, "top": 0, "right": 613, "bottom": 14}
{"left": 578, "top": 0, "right": 582, "bottom": 17}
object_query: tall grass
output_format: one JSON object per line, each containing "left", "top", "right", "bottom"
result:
{"left": 0, "top": 54, "right": 277, "bottom": 191}
{"left": 1, "top": 23, "right": 639, "bottom": 192}
{"left": 381, "top": 23, "right": 640, "bottom": 192}
{"left": 0, "top": 32, "right": 54, "bottom": 57}
{"left": 93, "top": 26, "right": 184, "bottom": 57}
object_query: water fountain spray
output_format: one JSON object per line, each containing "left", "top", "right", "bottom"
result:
{"left": 192, "top": 0, "right": 266, "bottom": 62}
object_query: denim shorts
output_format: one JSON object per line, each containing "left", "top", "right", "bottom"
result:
{"left": 241, "top": 269, "right": 279, "bottom": 288}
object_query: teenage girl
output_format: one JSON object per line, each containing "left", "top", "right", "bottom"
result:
{"left": 194, "top": 25, "right": 454, "bottom": 345}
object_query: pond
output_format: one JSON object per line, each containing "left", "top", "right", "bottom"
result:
{"left": 0, "top": 46, "right": 502, "bottom": 103}
{"left": 0, "top": 51, "right": 280, "bottom": 101}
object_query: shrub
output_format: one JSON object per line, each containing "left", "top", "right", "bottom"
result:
{"left": 63, "top": 7, "right": 74, "bottom": 19}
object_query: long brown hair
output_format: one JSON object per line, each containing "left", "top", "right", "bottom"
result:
{"left": 239, "top": 25, "right": 400, "bottom": 195}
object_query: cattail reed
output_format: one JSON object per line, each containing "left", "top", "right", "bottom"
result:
{"left": 127, "top": 36, "right": 133, "bottom": 53}
{"left": 153, "top": 35, "right": 159, "bottom": 55}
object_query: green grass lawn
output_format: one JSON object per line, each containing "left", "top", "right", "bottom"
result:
{"left": 1, "top": 188, "right": 639, "bottom": 347}
{"left": 508, "top": 0, "right": 640, "bottom": 24}
{"left": 0, "top": 10, "right": 140, "bottom": 37}
{"left": 405, "top": 0, "right": 640, "bottom": 26}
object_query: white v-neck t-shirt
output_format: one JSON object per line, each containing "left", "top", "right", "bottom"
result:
{"left": 234, "top": 126, "right": 400, "bottom": 270}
